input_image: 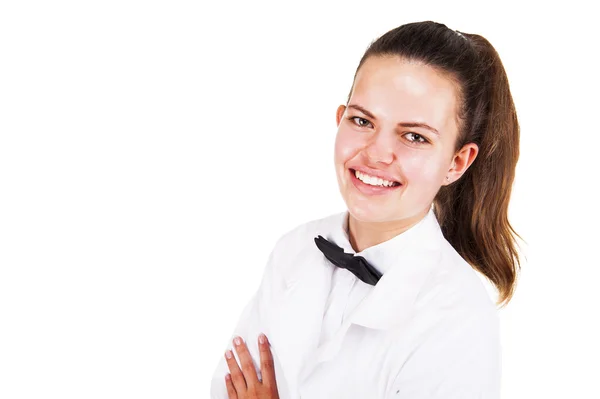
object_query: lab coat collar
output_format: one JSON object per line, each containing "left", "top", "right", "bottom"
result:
{"left": 320, "top": 204, "right": 445, "bottom": 330}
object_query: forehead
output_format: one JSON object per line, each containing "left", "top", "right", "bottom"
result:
{"left": 351, "top": 56, "right": 460, "bottom": 136}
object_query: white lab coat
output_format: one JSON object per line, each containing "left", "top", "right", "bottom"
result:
{"left": 210, "top": 206, "right": 501, "bottom": 398}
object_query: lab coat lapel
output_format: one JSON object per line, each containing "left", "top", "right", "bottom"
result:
{"left": 268, "top": 247, "right": 334, "bottom": 392}
{"left": 299, "top": 207, "right": 445, "bottom": 372}
{"left": 349, "top": 207, "right": 444, "bottom": 330}
{"left": 348, "top": 243, "right": 440, "bottom": 330}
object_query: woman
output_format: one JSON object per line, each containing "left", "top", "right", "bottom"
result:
{"left": 211, "top": 20, "right": 522, "bottom": 399}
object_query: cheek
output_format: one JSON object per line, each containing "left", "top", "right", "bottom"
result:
{"left": 400, "top": 150, "right": 447, "bottom": 184}
{"left": 334, "top": 129, "right": 364, "bottom": 165}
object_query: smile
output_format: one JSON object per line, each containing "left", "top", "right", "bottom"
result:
{"left": 353, "top": 169, "right": 400, "bottom": 187}
{"left": 349, "top": 168, "right": 402, "bottom": 196}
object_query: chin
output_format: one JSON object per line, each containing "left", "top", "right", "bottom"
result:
{"left": 345, "top": 201, "right": 395, "bottom": 223}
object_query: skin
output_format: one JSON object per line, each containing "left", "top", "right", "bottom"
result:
{"left": 334, "top": 55, "right": 479, "bottom": 252}
{"left": 224, "top": 334, "right": 279, "bottom": 399}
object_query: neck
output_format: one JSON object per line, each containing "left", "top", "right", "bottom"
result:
{"left": 347, "top": 207, "right": 429, "bottom": 253}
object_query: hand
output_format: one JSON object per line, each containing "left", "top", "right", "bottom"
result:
{"left": 224, "top": 333, "right": 279, "bottom": 399}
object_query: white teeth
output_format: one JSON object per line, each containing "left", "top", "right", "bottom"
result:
{"left": 354, "top": 169, "right": 398, "bottom": 187}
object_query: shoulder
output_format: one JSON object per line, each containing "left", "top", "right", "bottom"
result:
{"left": 409, "top": 237, "right": 500, "bottom": 339}
{"left": 271, "top": 210, "right": 344, "bottom": 258}
{"left": 388, "top": 242, "right": 501, "bottom": 396}
{"left": 428, "top": 238, "right": 498, "bottom": 312}
{"left": 390, "top": 241, "right": 501, "bottom": 390}
{"left": 264, "top": 210, "right": 344, "bottom": 280}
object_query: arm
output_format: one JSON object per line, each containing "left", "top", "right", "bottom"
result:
{"left": 387, "top": 310, "right": 501, "bottom": 399}
{"left": 210, "top": 293, "right": 262, "bottom": 399}
{"left": 210, "top": 238, "right": 286, "bottom": 399}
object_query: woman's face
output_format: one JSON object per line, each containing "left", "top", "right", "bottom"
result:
{"left": 334, "top": 55, "right": 478, "bottom": 224}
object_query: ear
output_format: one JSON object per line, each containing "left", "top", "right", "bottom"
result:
{"left": 336, "top": 104, "right": 346, "bottom": 126}
{"left": 443, "top": 143, "right": 479, "bottom": 185}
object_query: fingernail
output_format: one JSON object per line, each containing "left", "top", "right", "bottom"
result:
{"left": 234, "top": 336, "right": 242, "bottom": 346}
{"left": 225, "top": 350, "right": 232, "bottom": 359}
{"left": 259, "top": 333, "right": 265, "bottom": 344}
{"left": 225, "top": 373, "right": 231, "bottom": 381}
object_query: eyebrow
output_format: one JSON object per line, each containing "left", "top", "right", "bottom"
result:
{"left": 347, "top": 103, "right": 440, "bottom": 136}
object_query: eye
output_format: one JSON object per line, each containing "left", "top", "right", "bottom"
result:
{"left": 404, "top": 132, "right": 429, "bottom": 144}
{"left": 348, "top": 116, "right": 373, "bottom": 128}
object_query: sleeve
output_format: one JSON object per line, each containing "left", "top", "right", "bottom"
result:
{"left": 386, "top": 309, "right": 502, "bottom": 399}
{"left": 209, "top": 236, "right": 287, "bottom": 399}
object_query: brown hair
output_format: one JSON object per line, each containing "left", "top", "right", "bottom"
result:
{"left": 346, "top": 21, "right": 523, "bottom": 307}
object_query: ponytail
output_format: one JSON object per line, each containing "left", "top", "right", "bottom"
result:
{"left": 434, "top": 33, "right": 523, "bottom": 307}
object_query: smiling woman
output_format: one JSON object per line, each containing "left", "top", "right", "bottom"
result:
{"left": 211, "top": 20, "right": 522, "bottom": 399}
{"left": 334, "top": 55, "right": 480, "bottom": 232}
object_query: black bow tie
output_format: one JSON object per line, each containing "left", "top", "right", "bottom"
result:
{"left": 314, "top": 235, "right": 382, "bottom": 285}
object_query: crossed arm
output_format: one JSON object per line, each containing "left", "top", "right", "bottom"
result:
{"left": 222, "top": 333, "right": 280, "bottom": 399}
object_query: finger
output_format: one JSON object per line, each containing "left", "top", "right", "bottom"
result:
{"left": 224, "top": 373, "right": 238, "bottom": 399}
{"left": 233, "top": 336, "right": 260, "bottom": 388}
{"left": 224, "top": 348, "right": 246, "bottom": 393}
{"left": 258, "top": 333, "right": 277, "bottom": 390}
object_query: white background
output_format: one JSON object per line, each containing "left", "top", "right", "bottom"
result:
{"left": 1, "top": 1, "right": 598, "bottom": 398}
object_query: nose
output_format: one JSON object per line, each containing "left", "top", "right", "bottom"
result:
{"left": 364, "top": 129, "right": 395, "bottom": 164}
